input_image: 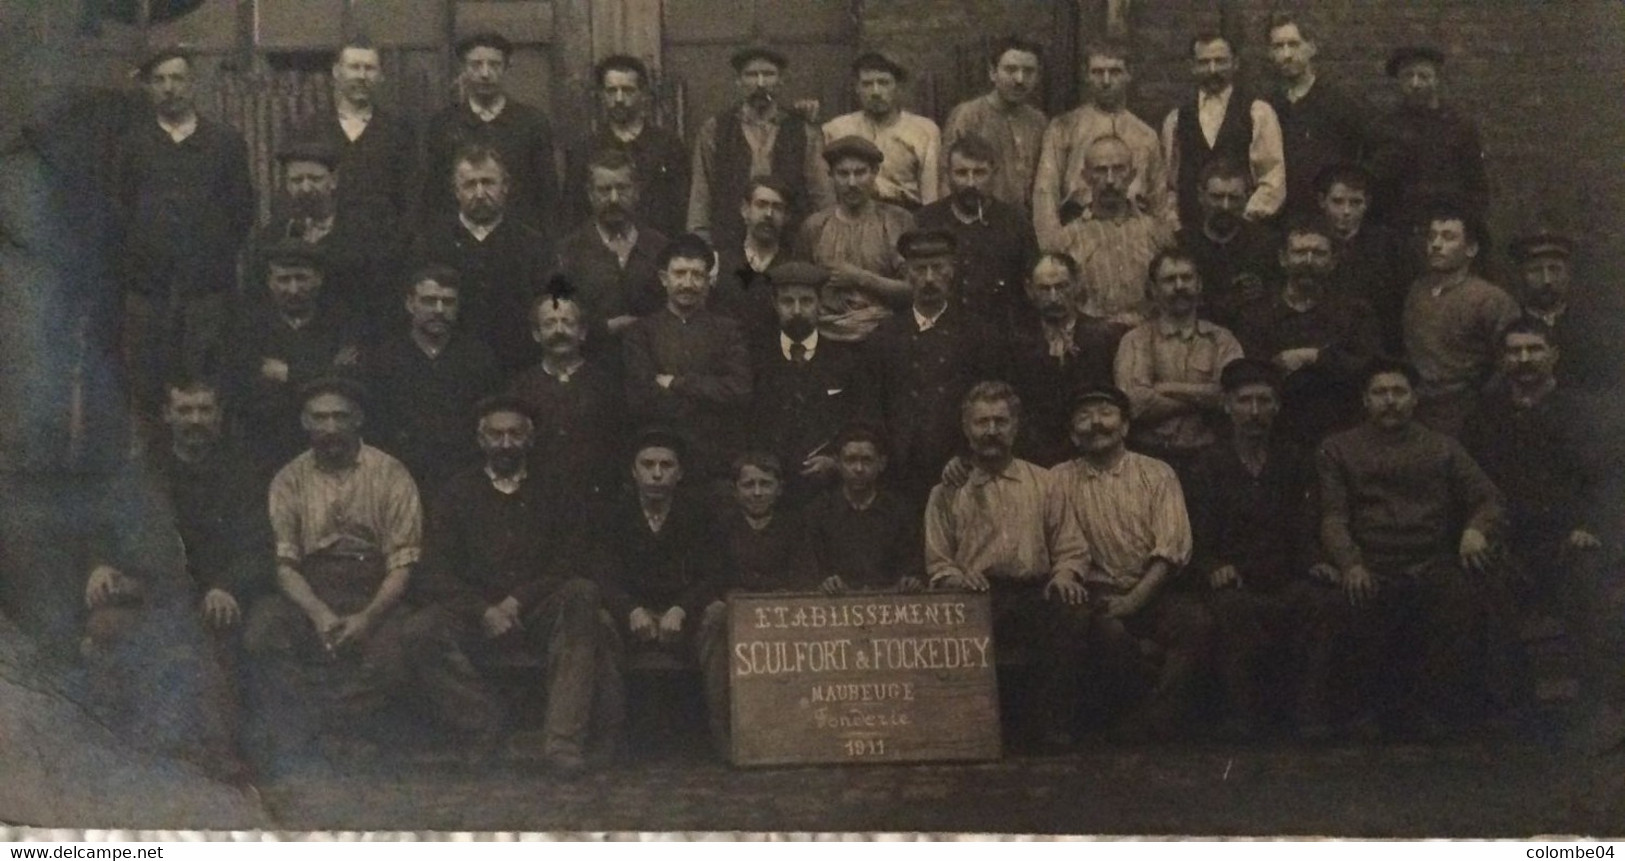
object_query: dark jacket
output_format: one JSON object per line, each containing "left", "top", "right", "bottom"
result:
{"left": 411, "top": 215, "right": 553, "bottom": 374}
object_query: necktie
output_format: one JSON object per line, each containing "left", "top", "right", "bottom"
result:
{"left": 790, "top": 342, "right": 808, "bottom": 364}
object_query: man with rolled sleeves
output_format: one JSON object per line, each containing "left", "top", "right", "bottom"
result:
{"left": 425, "top": 32, "right": 559, "bottom": 232}
{"left": 1508, "top": 229, "right": 1619, "bottom": 395}
{"left": 797, "top": 135, "right": 915, "bottom": 341}
{"left": 822, "top": 53, "right": 941, "bottom": 210}
{"left": 942, "top": 37, "right": 1048, "bottom": 211}
{"left": 1369, "top": 46, "right": 1488, "bottom": 228}
{"left": 687, "top": 46, "right": 832, "bottom": 250}
{"left": 563, "top": 55, "right": 689, "bottom": 238}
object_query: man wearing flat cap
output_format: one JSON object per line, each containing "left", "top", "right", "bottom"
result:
{"left": 1368, "top": 45, "right": 1488, "bottom": 228}
{"left": 117, "top": 46, "right": 255, "bottom": 415}
{"left": 425, "top": 31, "right": 559, "bottom": 232}
{"left": 687, "top": 46, "right": 832, "bottom": 253}
{"left": 822, "top": 53, "right": 941, "bottom": 210}
{"left": 797, "top": 134, "right": 915, "bottom": 341}
{"left": 1508, "top": 229, "right": 1617, "bottom": 395}
{"left": 228, "top": 238, "right": 364, "bottom": 479}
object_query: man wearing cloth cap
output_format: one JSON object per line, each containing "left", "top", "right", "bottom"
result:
{"left": 403, "top": 396, "right": 624, "bottom": 773}
{"left": 1368, "top": 46, "right": 1488, "bottom": 227}
{"left": 117, "top": 47, "right": 255, "bottom": 414}
{"left": 746, "top": 261, "right": 870, "bottom": 505}
{"left": 227, "top": 238, "right": 363, "bottom": 478}
{"left": 942, "top": 37, "right": 1048, "bottom": 211}
{"left": 687, "top": 46, "right": 833, "bottom": 251}
{"left": 1051, "top": 382, "right": 1209, "bottom": 739}
{"left": 1509, "top": 229, "right": 1617, "bottom": 395}
{"left": 796, "top": 134, "right": 915, "bottom": 341}
{"left": 822, "top": 53, "right": 941, "bottom": 209}
{"left": 245, "top": 377, "right": 423, "bottom": 765}
{"left": 425, "top": 32, "right": 559, "bottom": 232}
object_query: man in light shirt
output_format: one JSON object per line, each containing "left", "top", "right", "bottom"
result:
{"left": 1047, "top": 136, "right": 1175, "bottom": 325}
{"left": 942, "top": 37, "right": 1047, "bottom": 210}
{"left": 823, "top": 53, "right": 941, "bottom": 209}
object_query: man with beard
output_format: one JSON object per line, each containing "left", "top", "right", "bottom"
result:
{"left": 1051, "top": 384, "right": 1209, "bottom": 740}
{"left": 796, "top": 135, "right": 914, "bottom": 342}
{"left": 1369, "top": 47, "right": 1489, "bottom": 228}
{"left": 364, "top": 266, "right": 502, "bottom": 500}
{"left": 746, "top": 262, "right": 868, "bottom": 506}
{"left": 552, "top": 149, "right": 669, "bottom": 345}
{"left": 1033, "top": 40, "right": 1173, "bottom": 247}
{"left": 1508, "top": 229, "right": 1618, "bottom": 395}
{"left": 245, "top": 377, "right": 423, "bottom": 765}
{"left": 507, "top": 294, "right": 626, "bottom": 503}
{"left": 867, "top": 229, "right": 1008, "bottom": 509}
{"left": 403, "top": 396, "right": 624, "bottom": 774}
{"left": 822, "top": 53, "right": 941, "bottom": 210}
{"left": 623, "top": 234, "right": 753, "bottom": 484}
{"left": 287, "top": 39, "right": 417, "bottom": 323}
{"left": 1316, "top": 163, "right": 1410, "bottom": 353}
{"left": 228, "top": 239, "right": 363, "bottom": 478}
{"left": 1009, "top": 253, "right": 1126, "bottom": 467}
{"left": 1262, "top": 13, "right": 1370, "bottom": 220}
{"left": 687, "top": 46, "right": 832, "bottom": 250}
{"left": 425, "top": 32, "right": 558, "bottom": 231}
{"left": 1461, "top": 319, "right": 1622, "bottom": 747}
{"left": 924, "top": 382, "right": 1092, "bottom": 748}
{"left": 711, "top": 177, "right": 795, "bottom": 343}
{"left": 942, "top": 38, "right": 1047, "bottom": 210}
{"left": 1401, "top": 203, "right": 1519, "bottom": 436}
{"left": 1310, "top": 358, "right": 1501, "bottom": 738}
{"left": 915, "top": 134, "right": 1039, "bottom": 337}
{"left": 82, "top": 377, "right": 270, "bottom": 784}
{"left": 1233, "top": 220, "right": 1381, "bottom": 446}
{"left": 563, "top": 55, "right": 689, "bottom": 237}
{"left": 1173, "top": 158, "right": 1281, "bottom": 329}
{"left": 412, "top": 145, "right": 551, "bottom": 375}
{"left": 1113, "top": 248, "right": 1243, "bottom": 475}
{"left": 1046, "top": 135, "right": 1176, "bottom": 326}
{"left": 117, "top": 47, "right": 255, "bottom": 415}
{"left": 1160, "top": 32, "right": 1285, "bottom": 229}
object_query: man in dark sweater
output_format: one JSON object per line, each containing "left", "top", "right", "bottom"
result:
{"left": 117, "top": 48, "right": 255, "bottom": 414}
{"left": 1369, "top": 46, "right": 1489, "bottom": 227}
{"left": 411, "top": 145, "right": 552, "bottom": 374}
{"left": 424, "top": 32, "right": 558, "bottom": 232}
{"left": 804, "top": 422, "right": 923, "bottom": 594}
{"left": 1316, "top": 163, "right": 1411, "bottom": 353}
{"left": 363, "top": 265, "right": 502, "bottom": 500}
{"left": 1312, "top": 357, "right": 1503, "bottom": 737}
{"left": 563, "top": 55, "right": 689, "bottom": 238}
{"left": 550, "top": 148, "right": 668, "bottom": 347}
{"left": 403, "top": 396, "right": 623, "bottom": 773}
{"left": 1262, "top": 12, "right": 1369, "bottom": 220}
{"left": 1173, "top": 159, "right": 1280, "bottom": 329}
{"left": 711, "top": 177, "right": 796, "bottom": 345}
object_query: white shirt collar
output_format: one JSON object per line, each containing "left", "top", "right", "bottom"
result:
{"left": 913, "top": 305, "right": 947, "bottom": 331}
{"left": 779, "top": 330, "right": 819, "bottom": 361}
{"left": 470, "top": 95, "right": 508, "bottom": 122}
{"left": 157, "top": 113, "right": 198, "bottom": 143}
{"left": 485, "top": 464, "right": 528, "bottom": 495}
{"left": 460, "top": 212, "right": 503, "bottom": 241}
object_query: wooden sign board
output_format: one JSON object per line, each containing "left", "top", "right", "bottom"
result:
{"left": 728, "top": 592, "right": 1000, "bottom": 766}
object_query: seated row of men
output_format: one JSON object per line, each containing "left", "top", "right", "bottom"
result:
{"left": 81, "top": 299, "right": 1622, "bottom": 781}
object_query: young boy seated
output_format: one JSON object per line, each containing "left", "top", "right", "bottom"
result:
{"left": 718, "top": 451, "right": 818, "bottom": 593}
{"left": 801, "top": 422, "right": 925, "bottom": 594}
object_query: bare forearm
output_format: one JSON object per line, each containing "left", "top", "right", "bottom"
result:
{"left": 277, "top": 564, "right": 331, "bottom": 620}
{"left": 361, "top": 567, "right": 411, "bottom": 619}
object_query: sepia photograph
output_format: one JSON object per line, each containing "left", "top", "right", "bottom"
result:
{"left": 0, "top": 0, "right": 1621, "bottom": 841}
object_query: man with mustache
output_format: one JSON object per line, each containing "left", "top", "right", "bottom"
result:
{"left": 1316, "top": 163, "right": 1410, "bottom": 354}
{"left": 915, "top": 134, "right": 1039, "bottom": 338}
{"left": 82, "top": 377, "right": 271, "bottom": 784}
{"left": 623, "top": 234, "right": 753, "bottom": 484}
{"left": 1172, "top": 158, "right": 1281, "bottom": 330}
{"left": 245, "top": 377, "right": 424, "bottom": 766}
{"left": 1159, "top": 32, "right": 1285, "bottom": 230}
{"left": 687, "top": 46, "right": 832, "bottom": 251}
{"left": 1046, "top": 135, "right": 1176, "bottom": 326}
{"left": 1400, "top": 203, "right": 1520, "bottom": 436}
{"left": 942, "top": 37, "right": 1048, "bottom": 211}
{"left": 1460, "top": 319, "right": 1622, "bottom": 749}
{"left": 228, "top": 239, "right": 363, "bottom": 479}
{"left": 1262, "top": 12, "right": 1370, "bottom": 221}
{"left": 116, "top": 47, "right": 254, "bottom": 416}
{"left": 796, "top": 135, "right": 915, "bottom": 342}
{"left": 1309, "top": 357, "right": 1502, "bottom": 739}
{"left": 1368, "top": 46, "right": 1488, "bottom": 229}
{"left": 1507, "top": 229, "right": 1618, "bottom": 396}
{"left": 425, "top": 32, "right": 559, "bottom": 232}
{"left": 1113, "top": 247, "right": 1243, "bottom": 476}
{"left": 1233, "top": 219, "right": 1381, "bottom": 446}
{"left": 1032, "top": 40, "right": 1173, "bottom": 248}
{"left": 924, "top": 381, "right": 1091, "bottom": 749}
{"left": 711, "top": 177, "right": 795, "bottom": 343}
{"left": 551, "top": 149, "right": 669, "bottom": 345}
{"left": 363, "top": 266, "right": 501, "bottom": 499}
{"left": 822, "top": 53, "right": 941, "bottom": 209}
{"left": 563, "top": 55, "right": 689, "bottom": 238}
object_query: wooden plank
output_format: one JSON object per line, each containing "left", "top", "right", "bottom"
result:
{"left": 454, "top": 0, "right": 555, "bottom": 45}
{"left": 728, "top": 592, "right": 1001, "bottom": 767}
{"left": 351, "top": 0, "right": 447, "bottom": 47}
{"left": 254, "top": 0, "right": 342, "bottom": 50}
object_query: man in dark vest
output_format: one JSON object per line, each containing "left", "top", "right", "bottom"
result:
{"left": 1159, "top": 32, "right": 1285, "bottom": 230}
{"left": 686, "top": 45, "right": 832, "bottom": 252}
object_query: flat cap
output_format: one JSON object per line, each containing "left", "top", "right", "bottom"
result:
{"left": 276, "top": 139, "right": 340, "bottom": 171}
{"left": 822, "top": 134, "right": 884, "bottom": 168}
{"left": 631, "top": 425, "right": 689, "bottom": 463}
{"left": 730, "top": 45, "right": 789, "bottom": 72}
{"left": 1311, "top": 161, "right": 1374, "bottom": 197}
{"left": 456, "top": 31, "right": 514, "bottom": 59}
{"left": 260, "top": 237, "right": 327, "bottom": 270}
{"left": 896, "top": 228, "right": 958, "bottom": 260}
{"left": 135, "top": 46, "right": 192, "bottom": 80}
{"left": 1385, "top": 45, "right": 1445, "bottom": 77}
{"left": 851, "top": 52, "right": 908, "bottom": 83}
{"left": 1219, "top": 357, "right": 1284, "bottom": 393}
{"left": 298, "top": 375, "right": 367, "bottom": 409}
{"left": 1508, "top": 229, "right": 1575, "bottom": 263}
{"left": 1069, "top": 383, "right": 1131, "bottom": 416}
{"left": 766, "top": 261, "right": 830, "bottom": 291}
{"left": 473, "top": 394, "right": 537, "bottom": 425}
